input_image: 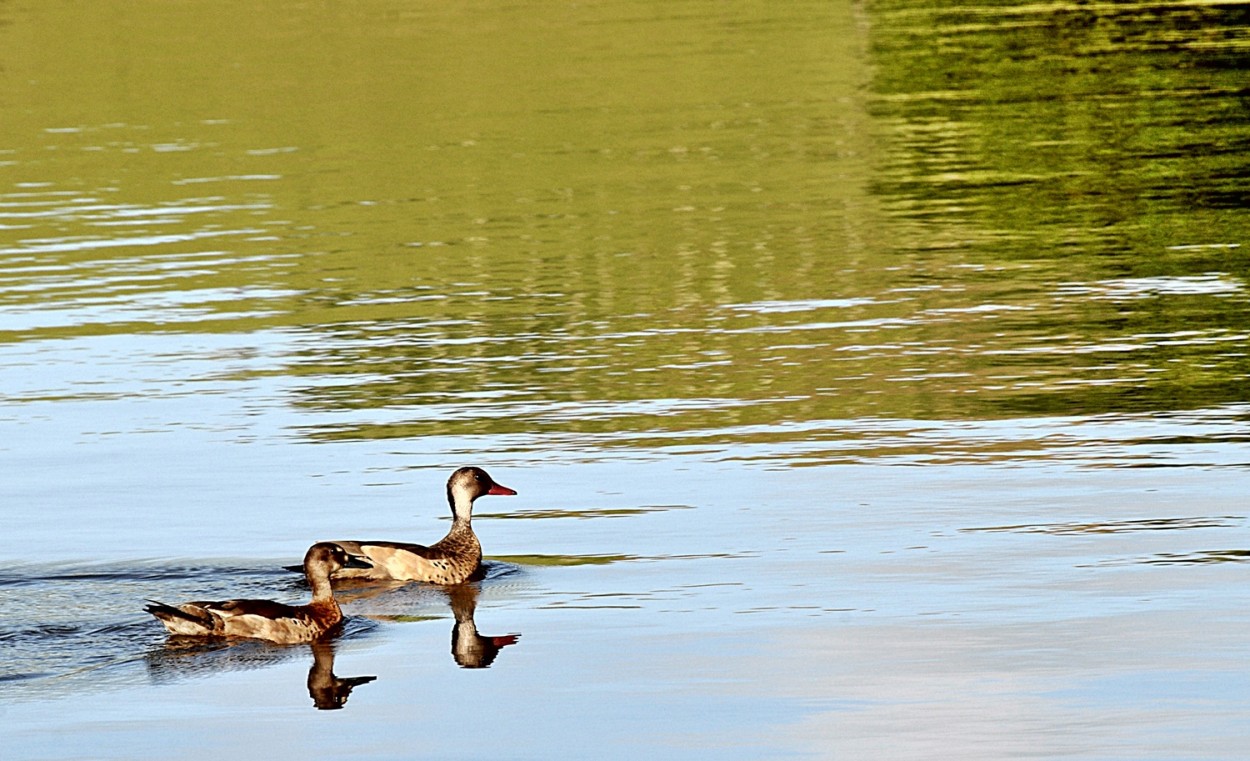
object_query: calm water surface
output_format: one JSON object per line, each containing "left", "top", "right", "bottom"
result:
{"left": 2, "top": 1, "right": 1249, "bottom": 759}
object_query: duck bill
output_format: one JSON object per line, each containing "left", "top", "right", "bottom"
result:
{"left": 487, "top": 483, "right": 517, "bottom": 496}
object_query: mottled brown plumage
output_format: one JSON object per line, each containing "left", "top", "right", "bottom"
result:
{"left": 324, "top": 466, "right": 517, "bottom": 585}
{"left": 145, "top": 543, "right": 368, "bottom": 644}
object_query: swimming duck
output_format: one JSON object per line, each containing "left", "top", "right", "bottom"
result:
{"left": 325, "top": 466, "right": 517, "bottom": 585}
{"left": 145, "top": 542, "right": 369, "bottom": 644}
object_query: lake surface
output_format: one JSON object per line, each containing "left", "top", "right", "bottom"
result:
{"left": 3, "top": 0, "right": 1249, "bottom": 758}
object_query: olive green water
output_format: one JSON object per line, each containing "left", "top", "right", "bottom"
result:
{"left": 2, "top": 1, "right": 1249, "bottom": 759}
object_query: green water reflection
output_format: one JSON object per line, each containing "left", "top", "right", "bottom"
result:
{"left": 868, "top": 0, "right": 1250, "bottom": 418}
{"left": 1, "top": 0, "right": 1247, "bottom": 451}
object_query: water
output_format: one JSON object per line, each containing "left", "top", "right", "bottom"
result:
{"left": 2, "top": 0, "right": 1249, "bottom": 758}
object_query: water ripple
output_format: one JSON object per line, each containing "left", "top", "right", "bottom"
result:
{"left": 963, "top": 516, "right": 1244, "bottom": 536}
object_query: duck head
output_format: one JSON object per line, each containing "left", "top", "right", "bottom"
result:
{"left": 304, "top": 542, "right": 371, "bottom": 578}
{"left": 446, "top": 466, "right": 516, "bottom": 522}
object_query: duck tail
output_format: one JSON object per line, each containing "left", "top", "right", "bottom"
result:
{"left": 144, "top": 600, "right": 215, "bottom": 635}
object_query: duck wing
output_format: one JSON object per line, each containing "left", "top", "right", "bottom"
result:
{"left": 203, "top": 598, "right": 302, "bottom": 619}
{"left": 281, "top": 541, "right": 437, "bottom": 575}
{"left": 333, "top": 539, "right": 436, "bottom": 557}
{"left": 207, "top": 598, "right": 334, "bottom": 643}
{"left": 325, "top": 539, "right": 468, "bottom": 582}
{"left": 147, "top": 596, "right": 336, "bottom": 643}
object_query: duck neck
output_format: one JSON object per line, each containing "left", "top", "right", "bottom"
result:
{"left": 448, "top": 490, "right": 475, "bottom": 527}
{"left": 308, "top": 571, "right": 335, "bottom": 604}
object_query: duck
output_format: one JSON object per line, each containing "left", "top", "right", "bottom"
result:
{"left": 323, "top": 466, "right": 517, "bottom": 585}
{"left": 145, "top": 542, "right": 369, "bottom": 644}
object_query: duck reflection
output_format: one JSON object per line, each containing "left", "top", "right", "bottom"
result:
{"left": 145, "top": 633, "right": 376, "bottom": 710}
{"left": 306, "top": 640, "right": 376, "bottom": 709}
{"left": 336, "top": 577, "right": 521, "bottom": 668}
{"left": 446, "top": 584, "right": 520, "bottom": 669}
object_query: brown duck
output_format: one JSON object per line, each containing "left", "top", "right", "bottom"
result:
{"left": 325, "top": 466, "right": 517, "bottom": 585}
{"left": 145, "top": 542, "right": 368, "bottom": 643}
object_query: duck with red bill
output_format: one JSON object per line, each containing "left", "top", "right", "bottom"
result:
{"left": 313, "top": 466, "right": 517, "bottom": 585}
